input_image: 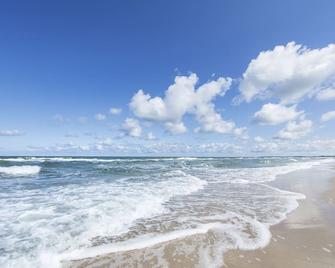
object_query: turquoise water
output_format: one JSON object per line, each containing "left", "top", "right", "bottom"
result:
{"left": 0, "top": 156, "right": 333, "bottom": 267}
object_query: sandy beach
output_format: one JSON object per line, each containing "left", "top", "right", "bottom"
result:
{"left": 224, "top": 164, "right": 335, "bottom": 268}
{"left": 64, "top": 162, "right": 335, "bottom": 268}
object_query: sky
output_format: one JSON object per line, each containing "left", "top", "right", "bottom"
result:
{"left": 0, "top": 0, "right": 335, "bottom": 156}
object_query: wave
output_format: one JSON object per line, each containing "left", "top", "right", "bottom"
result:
{"left": 176, "top": 157, "right": 198, "bottom": 160}
{"left": 0, "top": 165, "right": 41, "bottom": 176}
{"left": 203, "top": 158, "right": 335, "bottom": 184}
{"left": 63, "top": 222, "right": 224, "bottom": 261}
{"left": 0, "top": 167, "right": 206, "bottom": 267}
{"left": 0, "top": 157, "right": 176, "bottom": 163}
{"left": 0, "top": 157, "right": 211, "bottom": 163}
{"left": 1, "top": 157, "right": 334, "bottom": 267}
{"left": 0, "top": 157, "right": 46, "bottom": 163}
{"left": 63, "top": 214, "right": 273, "bottom": 265}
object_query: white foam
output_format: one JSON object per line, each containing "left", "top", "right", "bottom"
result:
{"left": 206, "top": 158, "right": 335, "bottom": 184}
{"left": 0, "top": 165, "right": 41, "bottom": 176}
{"left": 63, "top": 214, "right": 272, "bottom": 265}
{"left": 0, "top": 157, "right": 29, "bottom": 162}
{"left": 322, "top": 247, "right": 331, "bottom": 253}
{"left": 0, "top": 167, "right": 206, "bottom": 267}
{"left": 63, "top": 223, "right": 220, "bottom": 261}
{"left": 176, "top": 157, "right": 198, "bottom": 160}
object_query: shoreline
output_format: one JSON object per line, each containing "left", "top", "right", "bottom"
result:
{"left": 64, "top": 162, "right": 335, "bottom": 268}
{"left": 224, "top": 164, "right": 335, "bottom": 267}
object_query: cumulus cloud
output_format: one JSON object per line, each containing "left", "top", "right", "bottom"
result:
{"left": 253, "top": 103, "right": 303, "bottom": 125}
{"left": 321, "top": 111, "right": 335, "bottom": 122}
{"left": 109, "top": 108, "right": 122, "bottom": 115}
{"left": 26, "top": 138, "right": 335, "bottom": 155}
{"left": 130, "top": 74, "right": 200, "bottom": 123}
{"left": 298, "top": 139, "right": 335, "bottom": 153}
{"left": 28, "top": 142, "right": 90, "bottom": 152}
{"left": 94, "top": 137, "right": 113, "bottom": 151}
{"left": 90, "top": 141, "right": 239, "bottom": 155}
{"left": 238, "top": 42, "right": 335, "bottom": 104}
{"left": 95, "top": 113, "right": 107, "bottom": 121}
{"left": 233, "top": 127, "right": 249, "bottom": 140}
{"left": 252, "top": 139, "right": 279, "bottom": 153}
{"left": 251, "top": 138, "right": 335, "bottom": 155}
{"left": 164, "top": 122, "right": 187, "bottom": 134}
{"left": 254, "top": 136, "right": 265, "bottom": 143}
{"left": 0, "top": 130, "right": 24, "bottom": 136}
{"left": 129, "top": 73, "right": 242, "bottom": 135}
{"left": 121, "top": 118, "right": 142, "bottom": 137}
{"left": 316, "top": 86, "right": 335, "bottom": 101}
{"left": 275, "top": 119, "right": 313, "bottom": 140}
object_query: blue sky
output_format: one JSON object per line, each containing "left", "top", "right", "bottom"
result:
{"left": 0, "top": 0, "right": 335, "bottom": 156}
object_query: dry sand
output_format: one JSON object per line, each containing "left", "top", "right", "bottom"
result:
{"left": 64, "top": 164, "right": 335, "bottom": 268}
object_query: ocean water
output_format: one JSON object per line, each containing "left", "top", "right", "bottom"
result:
{"left": 0, "top": 156, "right": 334, "bottom": 267}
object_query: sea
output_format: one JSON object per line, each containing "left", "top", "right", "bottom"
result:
{"left": 0, "top": 156, "right": 334, "bottom": 267}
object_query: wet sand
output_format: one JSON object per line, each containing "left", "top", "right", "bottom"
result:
{"left": 64, "top": 164, "right": 335, "bottom": 268}
{"left": 225, "top": 165, "right": 335, "bottom": 268}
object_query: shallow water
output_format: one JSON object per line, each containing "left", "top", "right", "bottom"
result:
{"left": 0, "top": 156, "right": 333, "bottom": 267}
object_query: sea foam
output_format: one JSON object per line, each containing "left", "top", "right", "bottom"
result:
{"left": 0, "top": 165, "right": 41, "bottom": 176}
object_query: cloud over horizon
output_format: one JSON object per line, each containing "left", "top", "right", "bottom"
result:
{"left": 129, "top": 73, "right": 244, "bottom": 136}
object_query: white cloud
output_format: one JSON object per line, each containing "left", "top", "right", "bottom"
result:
{"left": 233, "top": 127, "right": 249, "bottom": 140}
{"left": 316, "top": 86, "right": 335, "bottom": 101}
{"left": 69, "top": 136, "right": 246, "bottom": 155}
{"left": 275, "top": 119, "right": 313, "bottom": 140}
{"left": 130, "top": 74, "right": 199, "bottom": 123}
{"left": 146, "top": 132, "right": 156, "bottom": 140}
{"left": 95, "top": 114, "right": 107, "bottom": 121}
{"left": 197, "top": 142, "right": 243, "bottom": 154}
{"left": 79, "top": 145, "right": 90, "bottom": 151}
{"left": 194, "top": 104, "right": 236, "bottom": 134}
{"left": 26, "top": 138, "right": 335, "bottom": 155}
{"left": 98, "top": 137, "right": 113, "bottom": 145}
{"left": 0, "top": 130, "right": 24, "bottom": 136}
{"left": 238, "top": 42, "right": 335, "bottom": 104}
{"left": 122, "top": 118, "right": 142, "bottom": 137}
{"left": 321, "top": 110, "right": 335, "bottom": 122}
{"left": 251, "top": 136, "right": 279, "bottom": 153}
{"left": 129, "top": 73, "right": 242, "bottom": 135}
{"left": 298, "top": 139, "right": 335, "bottom": 153}
{"left": 252, "top": 138, "right": 335, "bottom": 155}
{"left": 109, "top": 108, "right": 122, "bottom": 115}
{"left": 252, "top": 141, "right": 279, "bottom": 153}
{"left": 254, "top": 136, "right": 264, "bottom": 143}
{"left": 164, "top": 122, "right": 187, "bottom": 134}
{"left": 94, "top": 137, "right": 113, "bottom": 151}
{"left": 253, "top": 103, "right": 303, "bottom": 125}
{"left": 28, "top": 142, "right": 91, "bottom": 152}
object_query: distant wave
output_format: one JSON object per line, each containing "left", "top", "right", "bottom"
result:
{"left": 0, "top": 157, "right": 181, "bottom": 163}
{"left": 176, "top": 157, "right": 198, "bottom": 160}
{"left": 0, "top": 157, "right": 46, "bottom": 162}
{"left": 0, "top": 165, "right": 41, "bottom": 176}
